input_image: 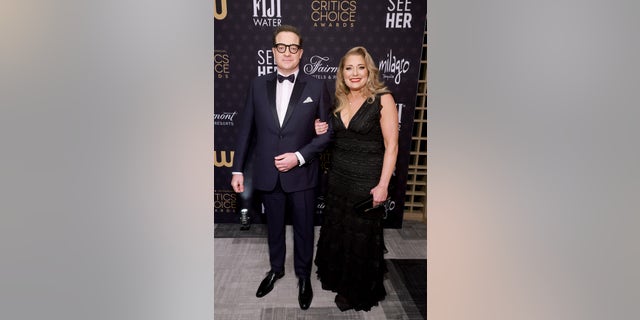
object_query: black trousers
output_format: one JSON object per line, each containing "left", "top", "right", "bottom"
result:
{"left": 261, "top": 179, "right": 316, "bottom": 278}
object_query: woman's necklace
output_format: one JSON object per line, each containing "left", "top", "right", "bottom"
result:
{"left": 343, "top": 92, "right": 366, "bottom": 128}
{"left": 347, "top": 92, "right": 365, "bottom": 110}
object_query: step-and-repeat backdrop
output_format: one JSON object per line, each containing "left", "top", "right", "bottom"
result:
{"left": 214, "top": 0, "right": 427, "bottom": 228}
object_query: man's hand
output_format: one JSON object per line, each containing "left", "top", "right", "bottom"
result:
{"left": 274, "top": 153, "right": 298, "bottom": 172}
{"left": 231, "top": 174, "right": 244, "bottom": 193}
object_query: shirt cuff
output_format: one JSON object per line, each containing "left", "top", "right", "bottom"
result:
{"left": 232, "top": 172, "right": 243, "bottom": 175}
{"left": 295, "top": 152, "right": 305, "bottom": 166}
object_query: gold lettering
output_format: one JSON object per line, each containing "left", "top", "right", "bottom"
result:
{"left": 214, "top": 0, "right": 228, "bottom": 20}
{"left": 214, "top": 150, "right": 234, "bottom": 167}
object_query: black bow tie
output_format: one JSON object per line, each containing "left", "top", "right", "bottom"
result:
{"left": 277, "top": 74, "right": 295, "bottom": 83}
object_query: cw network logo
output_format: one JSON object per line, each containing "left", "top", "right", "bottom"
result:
{"left": 214, "top": 150, "right": 234, "bottom": 167}
{"left": 253, "top": 0, "right": 282, "bottom": 27}
{"left": 214, "top": 0, "right": 227, "bottom": 20}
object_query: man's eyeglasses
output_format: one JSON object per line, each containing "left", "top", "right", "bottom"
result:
{"left": 274, "top": 43, "right": 301, "bottom": 54}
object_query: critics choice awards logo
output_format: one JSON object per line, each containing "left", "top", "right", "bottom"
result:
{"left": 385, "top": 0, "right": 413, "bottom": 29}
{"left": 252, "top": 0, "right": 282, "bottom": 27}
{"left": 379, "top": 50, "right": 410, "bottom": 85}
{"left": 310, "top": 0, "right": 356, "bottom": 28}
{"left": 214, "top": 50, "right": 230, "bottom": 79}
{"left": 215, "top": 190, "right": 237, "bottom": 213}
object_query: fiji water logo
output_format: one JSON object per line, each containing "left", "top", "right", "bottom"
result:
{"left": 379, "top": 50, "right": 410, "bottom": 85}
{"left": 252, "top": 0, "right": 282, "bottom": 27}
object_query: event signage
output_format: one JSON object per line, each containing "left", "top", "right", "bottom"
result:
{"left": 214, "top": 0, "right": 427, "bottom": 228}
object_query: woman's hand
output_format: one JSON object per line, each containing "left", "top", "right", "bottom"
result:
{"left": 314, "top": 119, "right": 328, "bottom": 135}
{"left": 370, "top": 185, "right": 389, "bottom": 207}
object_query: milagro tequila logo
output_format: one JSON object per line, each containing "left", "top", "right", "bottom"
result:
{"left": 379, "top": 50, "right": 410, "bottom": 85}
{"left": 303, "top": 55, "right": 338, "bottom": 80}
{"left": 253, "top": 0, "right": 282, "bottom": 27}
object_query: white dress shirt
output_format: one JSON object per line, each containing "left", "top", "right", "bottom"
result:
{"left": 275, "top": 70, "right": 298, "bottom": 126}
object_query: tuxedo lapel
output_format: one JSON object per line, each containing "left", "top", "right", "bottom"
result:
{"left": 266, "top": 77, "right": 279, "bottom": 128}
{"left": 281, "top": 78, "right": 306, "bottom": 128}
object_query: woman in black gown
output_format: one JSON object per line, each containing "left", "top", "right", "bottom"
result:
{"left": 314, "top": 46, "right": 399, "bottom": 312}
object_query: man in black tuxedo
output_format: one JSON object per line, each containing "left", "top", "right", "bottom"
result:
{"left": 231, "top": 25, "right": 331, "bottom": 310}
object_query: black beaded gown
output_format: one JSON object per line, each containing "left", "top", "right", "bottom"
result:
{"left": 314, "top": 95, "right": 387, "bottom": 311}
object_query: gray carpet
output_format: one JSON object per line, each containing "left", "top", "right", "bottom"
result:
{"left": 214, "top": 221, "right": 426, "bottom": 319}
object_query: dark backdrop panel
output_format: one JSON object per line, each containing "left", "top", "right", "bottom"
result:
{"left": 214, "top": 0, "right": 427, "bottom": 228}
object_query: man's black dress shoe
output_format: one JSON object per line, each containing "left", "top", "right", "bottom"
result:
{"left": 256, "top": 271, "right": 284, "bottom": 298}
{"left": 298, "top": 277, "right": 313, "bottom": 310}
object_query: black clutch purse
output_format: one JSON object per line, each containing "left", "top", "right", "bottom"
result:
{"left": 353, "top": 196, "right": 389, "bottom": 220}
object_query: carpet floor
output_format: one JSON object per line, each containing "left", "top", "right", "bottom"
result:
{"left": 214, "top": 221, "right": 426, "bottom": 319}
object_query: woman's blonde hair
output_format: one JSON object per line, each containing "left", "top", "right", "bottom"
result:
{"left": 334, "top": 46, "right": 390, "bottom": 115}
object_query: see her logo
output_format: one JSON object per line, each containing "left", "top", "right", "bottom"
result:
{"left": 386, "top": 0, "right": 413, "bottom": 29}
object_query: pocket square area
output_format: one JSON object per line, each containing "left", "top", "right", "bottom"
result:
{"left": 303, "top": 97, "right": 314, "bottom": 103}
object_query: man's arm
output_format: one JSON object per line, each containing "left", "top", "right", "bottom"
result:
{"left": 230, "top": 81, "right": 256, "bottom": 192}
{"left": 297, "top": 80, "right": 332, "bottom": 162}
{"left": 231, "top": 81, "right": 256, "bottom": 173}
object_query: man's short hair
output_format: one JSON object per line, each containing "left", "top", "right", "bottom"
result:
{"left": 272, "top": 25, "right": 304, "bottom": 47}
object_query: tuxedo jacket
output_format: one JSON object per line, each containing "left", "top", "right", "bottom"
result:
{"left": 233, "top": 72, "right": 332, "bottom": 192}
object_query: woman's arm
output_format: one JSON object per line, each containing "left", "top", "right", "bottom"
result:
{"left": 370, "top": 93, "right": 399, "bottom": 205}
{"left": 314, "top": 118, "right": 329, "bottom": 135}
